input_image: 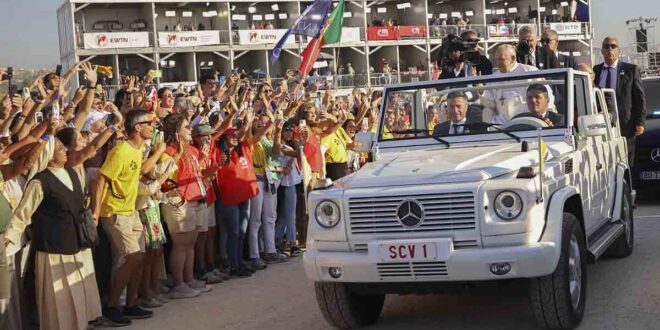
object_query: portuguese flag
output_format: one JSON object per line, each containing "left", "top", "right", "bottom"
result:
{"left": 299, "top": 0, "right": 345, "bottom": 74}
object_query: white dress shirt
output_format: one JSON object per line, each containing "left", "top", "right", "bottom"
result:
{"left": 449, "top": 118, "right": 467, "bottom": 134}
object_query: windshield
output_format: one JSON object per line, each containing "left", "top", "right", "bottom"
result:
{"left": 378, "top": 72, "right": 568, "bottom": 141}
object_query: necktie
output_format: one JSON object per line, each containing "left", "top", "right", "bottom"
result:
{"left": 605, "top": 67, "right": 612, "bottom": 89}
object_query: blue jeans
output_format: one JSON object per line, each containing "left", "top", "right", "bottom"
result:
{"left": 220, "top": 200, "right": 249, "bottom": 271}
{"left": 275, "top": 185, "right": 297, "bottom": 244}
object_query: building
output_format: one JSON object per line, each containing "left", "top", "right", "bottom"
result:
{"left": 57, "top": 0, "right": 594, "bottom": 91}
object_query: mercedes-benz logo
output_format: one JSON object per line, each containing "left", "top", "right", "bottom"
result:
{"left": 396, "top": 200, "right": 425, "bottom": 228}
{"left": 652, "top": 148, "right": 660, "bottom": 163}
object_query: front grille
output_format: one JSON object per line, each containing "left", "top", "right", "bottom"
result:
{"left": 377, "top": 262, "right": 448, "bottom": 279}
{"left": 352, "top": 243, "right": 368, "bottom": 252}
{"left": 348, "top": 192, "right": 476, "bottom": 235}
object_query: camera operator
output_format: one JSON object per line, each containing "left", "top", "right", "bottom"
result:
{"left": 438, "top": 33, "right": 491, "bottom": 80}
{"left": 461, "top": 30, "right": 493, "bottom": 75}
{"left": 516, "top": 25, "right": 540, "bottom": 67}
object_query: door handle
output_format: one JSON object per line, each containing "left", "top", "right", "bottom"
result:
{"left": 596, "top": 164, "right": 603, "bottom": 170}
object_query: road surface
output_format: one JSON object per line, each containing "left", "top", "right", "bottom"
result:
{"left": 128, "top": 202, "right": 660, "bottom": 330}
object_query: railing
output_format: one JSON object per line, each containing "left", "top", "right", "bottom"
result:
{"left": 370, "top": 73, "right": 400, "bottom": 87}
{"left": 335, "top": 74, "right": 369, "bottom": 88}
{"left": 219, "top": 30, "right": 231, "bottom": 44}
{"left": 400, "top": 70, "right": 428, "bottom": 83}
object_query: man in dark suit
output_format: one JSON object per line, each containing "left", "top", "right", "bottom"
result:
{"left": 432, "top": 92, "right": 484, "bottom": 136}
{"left": 593, "top": 36, "right": 647, "bottom": 165}
{"left": 539, "top": 29, "right": 578, "bottom": 70}
{"left": 516, "top": 84, "right": 565, "bottom": 127}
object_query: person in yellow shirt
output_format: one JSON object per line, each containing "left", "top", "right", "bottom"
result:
{"left": 381, "top": 111, "right": 397, "bottom": 140}
{"left": 322, "top": 109, "right": 354, "bottom": 180}
{"left": 91, "top": 110, "right": 167, "bottom": 324}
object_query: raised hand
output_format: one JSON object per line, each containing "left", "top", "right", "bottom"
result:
{"left": 80, "top": 62, "right": 98, "bottom": 86}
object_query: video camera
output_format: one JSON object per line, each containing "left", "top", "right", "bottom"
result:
{"left": 438, "top": 34, "right": 481, "bottom": 69}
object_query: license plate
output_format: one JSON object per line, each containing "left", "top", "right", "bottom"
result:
{"left": 640, "top": 171, "right": 660, "bottom": 180}
{"left": 380, "top": 243, "right": 437, "bottom": 262}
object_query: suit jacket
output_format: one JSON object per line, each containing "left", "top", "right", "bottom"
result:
{"left": 514, "top": 111, "right": 565, "bottom": 127}
{"left": 534, "top": 48, "right": 578, "bottom": 70}
{"left": 432, "top": 118, "right": 484, "bottom": 136}
{"left": 594, "top": 61, "right": 647, "bottom": 137}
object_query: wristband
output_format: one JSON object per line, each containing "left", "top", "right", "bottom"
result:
{"left": 40, "top": 134, "right": 51, "bottom": 142}
{"left": 108, "top": 125, "right": 118, "bottom": 132}
{"left": 34, "top": 98, "right": 44, "bottom": 104}
{"left": 15, "top": 113, "right": 26, "bottom": 120}
{"left": 87, "top": 83, "right": 97, "bottom": 89}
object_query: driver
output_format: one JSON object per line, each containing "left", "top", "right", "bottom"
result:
{"left": 514, "top": 84, "right": 565, "bottom": 127}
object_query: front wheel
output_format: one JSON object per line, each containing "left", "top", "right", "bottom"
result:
{"left": 315, "top": 282, "right": 385, "bottom": 329}
{"left": 529, "top": 213, "right": 587, "bottom": 329}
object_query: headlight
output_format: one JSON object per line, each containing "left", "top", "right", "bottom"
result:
{"left": 315, "top": 200, "right": 341, "bottom": 228}
{"left": 494, "top": 191, "right": 523, "bottom": 220}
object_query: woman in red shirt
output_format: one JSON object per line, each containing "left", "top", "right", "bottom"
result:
{"left": 215, "top": 109, "right": 272, "bottom": 277}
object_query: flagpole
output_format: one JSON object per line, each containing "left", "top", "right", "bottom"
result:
{"left": 537, "top": 128, "right": 544, "bottom": 203}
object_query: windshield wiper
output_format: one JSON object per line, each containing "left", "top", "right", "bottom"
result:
{"left": 390, "top": 128, "right": 451, "bottom": 147}
{"left": 468, "top": 122, "right": 521, "bottom": 143}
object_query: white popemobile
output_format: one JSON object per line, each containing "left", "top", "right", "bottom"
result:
{"left": 303, "top": 69, "right": 634, "bottom": 329}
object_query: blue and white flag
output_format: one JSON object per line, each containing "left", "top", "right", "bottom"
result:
{"left": 270, "top": 0, "right": 332, "bottom": 64}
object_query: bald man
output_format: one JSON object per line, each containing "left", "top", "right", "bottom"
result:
{"left": 594, "top": 36, "right": 647, "bottom": 165}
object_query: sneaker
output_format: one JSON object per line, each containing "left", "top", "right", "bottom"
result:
{"left": 230, "top": 268, "right": 252, "bottom": 278}
{"left": 242, "top": 262, "right": 257, "bottom": 273}
{"left": 264, "top": 252, "right": 289, "bottom": 264}
{"left": 101, "top": 307, "right": 131, "bottom": 327}
{"left": 204, "top": 271, "right": 224, "bottom": 284}
{"left": 170, "top": 284, "right": 200, "bottom": 299}
{"left": 154, "top": 294, "right": 170, "bottom": 304}
{"left": 213, "top": 268, "right": 231, "bottom": 280}
{"left": 123, "top": 305, "right": 154, "bottom": 319}
{"left": 289, "top": 246, "right": 303, "bottom": 257}
{"left": 159, "top": 282, "right": 171, "bottom": 294}
{"left": 187, "top": 279, "right": 213, "bottom": 293}
{"left": 139, "top": 298, "right": 162, "bottom": 309}
{"left": 248, "top": 258, "right": 268, "bottom": 270}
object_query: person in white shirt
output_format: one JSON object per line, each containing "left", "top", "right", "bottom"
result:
{"left": 482, "top": 44, "right": 539, "bottom": 124}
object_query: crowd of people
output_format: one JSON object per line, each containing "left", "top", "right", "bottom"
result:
{"left": 0, "top": 57, "right": 382, "bottom": 329}
{"left": 0, "top": 24, "right": 646, "bottom": 330}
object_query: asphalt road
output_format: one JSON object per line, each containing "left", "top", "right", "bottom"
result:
{"left": 127, "top": 202, "right": 660, "bottom": 330}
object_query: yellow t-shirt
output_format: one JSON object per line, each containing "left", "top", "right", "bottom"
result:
{"left": 99, "top": 140, "right": 144, "bottom": 217}
{"left": 322, "top": 127, "right": 352, "bottom": 164}
{"left": 381, "top": 125, "right": 394, "bottom": 140}
{"left": 252, "top": 143, "right": 267, "bottom": 176}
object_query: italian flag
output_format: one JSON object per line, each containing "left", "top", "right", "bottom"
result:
{"left": 299, "top": 0, "right": 345, "bottom": 74}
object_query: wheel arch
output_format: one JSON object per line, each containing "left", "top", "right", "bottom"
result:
{"left": 612, "top": 162, "right": 632, "bottom": 221}
{"left": 539, "top": 186, "right": 582, "bottom": 270}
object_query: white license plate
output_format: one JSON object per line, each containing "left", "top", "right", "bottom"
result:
{"left": 640, "top": 171, "right": 660, "bottom": 180}
{"left": 379, "top": 242, "right": 437, "bottom": 262}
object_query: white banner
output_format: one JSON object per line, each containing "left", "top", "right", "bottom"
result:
{"left": 158, "top": 31, "right": 220, "bottom": 47}
{"left": 237, "top": 29, "right": 295, "bottom": 45}
{"left": 341, "top": 27, "right": 361, "bottom": 42}
{"left": 83, "top": 32, "right": 149, "bottom": 49}
{"left": 549, "top": 23, "right": 583, "bottom": 35}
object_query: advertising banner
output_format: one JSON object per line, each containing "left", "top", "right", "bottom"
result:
{"left": 487, "top": 25, "right": 512, "bottom": 38}
{"left": 549, "top": 22, "right": 583, "bottom": 35}
{"left": 83, "top": 32, "right": 150, "bottom": 49}
{"left": 367, "top": 26, "right": 397, "bottom": 41}
{"left": 237, "top": 29, "right": 296, "bottom": 45}
{"left": 341, "top": 27, "right": 362, "bottom": 42}
{"left": 158, "top": 31, "right": 220, "bottom": 47}
{"left": 398, "top": 26, "right": 427, "bottom": 38}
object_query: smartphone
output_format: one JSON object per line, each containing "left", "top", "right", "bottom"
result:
{"left": 22, "top": 87, "right": 30, "bottom": 100}
{"left": 156, "top": 131, "right": 164, "bottom": 145}
{"left": 35, "top": 112, "right": 44, "bottom": 124}
{"left": 2, "top": 67, "right": 12, "bottom": 81}
{"left": 150, "top": 126, "right": 159, "bottom": 146}
{"left": 276, "top": 110, "right": 284, "bottom": 121}
{"left": 105, "top": 113, "right": 116, "bottom": 126}
{"left": 8, "top": 84, "right": 18, "bottom": 96}
{"left": 299, "top": 119, "right": 307, "bottom": 127}
{"left": 55, "top": 64, "right": 62, "bottom": 77}
{"left": 217, "top": 76, "right": 226, "bottom": 87}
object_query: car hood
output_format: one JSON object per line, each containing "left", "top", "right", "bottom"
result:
{"left": 339, "top": 142, "right": 571, "bottom": 189}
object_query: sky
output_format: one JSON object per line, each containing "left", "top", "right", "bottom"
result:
{"left": 0, "top": 0, "right": 658, "bottom": 68}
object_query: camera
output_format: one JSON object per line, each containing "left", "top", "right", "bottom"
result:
{"left": 438, "top": 34, "right": 480, "bottom": 69}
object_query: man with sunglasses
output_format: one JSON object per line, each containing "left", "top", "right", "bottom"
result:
{"left": 594, "top": 36, "right": 647, "bottom": 165}
{"left": 459, "top": 30, "right": 493, "bottom": 76}
{"left": 538, "top": 29, "right": 578, "bottom": 70}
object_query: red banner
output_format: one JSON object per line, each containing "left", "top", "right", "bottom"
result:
{"left": 367, "top": 26, "right": 397, "bottom": 41}
{"left": 398, "top": 26, "right": 427, "bottom": 38}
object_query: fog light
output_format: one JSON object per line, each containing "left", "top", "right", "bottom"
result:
{"left": 328, "top": 267, "right": 342, "bottom": 279}
{"left": 490, "top": 262, "right": 511, "bottom": 275}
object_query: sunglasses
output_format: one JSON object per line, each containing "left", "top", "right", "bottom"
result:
{"left": 603, "top": 44, "right": 618, "bottom": 50}
{"left": 135, "top": 119, "right": 155, "bottom": 127}
{"left": 540, "top": 38, "right": 556, "bottom": 44}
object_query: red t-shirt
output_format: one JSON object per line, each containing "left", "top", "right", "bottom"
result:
{"left": 304, "top": 131, "right": 323, "bottom": 173}
{"left": 200, "top": 142, "right": 217, "bottom": 205}
{"left": 216, "top": 142, "right": 259, "bottom": 205}
{"left": 167, "top": 144, "right": 206, "bottom": 202}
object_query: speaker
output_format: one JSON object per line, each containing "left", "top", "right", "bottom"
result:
{"left": 636, "top": 28, "right": 648, "bottom": 53}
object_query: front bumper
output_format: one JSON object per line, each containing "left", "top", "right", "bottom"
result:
{"left": 304, "top": 240, "right": 558, "bottom": 282}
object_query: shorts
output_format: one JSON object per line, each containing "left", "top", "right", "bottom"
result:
{"left": 162, "top": 202, "right": 202, "bottom": 234}
{"left": 207, "top": 204, "right": 216, "bottom": 228}
{"left": 139, "top": 206, "right": 167, "bottom": 249}
{"left": 101, "top": 212, "right": 145, "bottom": 257}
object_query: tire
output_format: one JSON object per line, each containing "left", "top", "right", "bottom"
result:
{"left": 606, "top": 180, "right": 634, "bottom": 258}
{"left": 314, "top": 282, "right": 385, "bottom": 329}
{"left": 529, "top": 213, "right": 587, "bottom": 329}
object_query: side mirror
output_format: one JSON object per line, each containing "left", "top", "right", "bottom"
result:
{"left": 578, "top": 114, "right": 607, "bottom": 138}
{"left": 354, "top": 132, "right": 376, "bottom": 153}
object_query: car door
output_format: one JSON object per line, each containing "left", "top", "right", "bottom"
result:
{"left": 574, "top": 76, "right": 607, "bottom": 234}
{"left": 599, "top": 89, "right": 625, "bottom": 219}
